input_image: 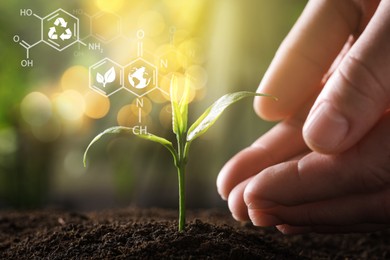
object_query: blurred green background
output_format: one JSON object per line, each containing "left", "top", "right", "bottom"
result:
{"left": 0, "top": 0, "right": 306, "bottom": 210}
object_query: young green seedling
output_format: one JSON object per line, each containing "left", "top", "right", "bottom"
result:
{"left": 83, "top": 75, "right": 276, "bottom": 231}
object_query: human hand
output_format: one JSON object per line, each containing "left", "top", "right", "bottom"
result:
{"left": 217, "top": 0, "right": 390, "bottom": 233}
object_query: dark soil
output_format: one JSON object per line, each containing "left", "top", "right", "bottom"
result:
{"left": 0, "top": 208, "right": 389, "bottom": 259}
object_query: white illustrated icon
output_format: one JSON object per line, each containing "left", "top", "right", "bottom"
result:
{"left": 128, "top": 67, "right": 150, "bottom": 89}
{"left": 48, "top": 17, "right": 72, "bottom": 41}
{"left": 96, "top": 67, "right": 116, "bottom": 88}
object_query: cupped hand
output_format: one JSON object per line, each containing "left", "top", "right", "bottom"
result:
{"left": 217, "top": 0, "right": 390, "bottom": 233}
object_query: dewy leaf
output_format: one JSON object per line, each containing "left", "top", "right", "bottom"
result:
{"left": 187, "top": 92, "right": 276, "bottom": 142}
{"left": 96, "top": 72, "right": 104, "bottom": 84}
{"left": 105, "top": 67, "right": 116, "bottom": 84}
{"left": 83, "top": 126, "right": 177, "bottom": 167}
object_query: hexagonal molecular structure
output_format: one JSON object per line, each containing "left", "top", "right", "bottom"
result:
{"left": 123, "top": 58, "right": 158, "bottom": 97}
{"left": 89, "top": 58, "right": 123, "bottom": 97}
{"left": 91, "top": 12, "right": 121, "bottom": 43}
{"left": 42, "top": 8, "right": 79, "bottom": 51}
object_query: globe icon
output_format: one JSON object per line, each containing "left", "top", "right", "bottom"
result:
{"left": 128, "top": 66, "right": 151, "bottom": 89}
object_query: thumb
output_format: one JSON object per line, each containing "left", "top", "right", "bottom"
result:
{"left": 303, "top": 1, "right": 390, "bottom": 154}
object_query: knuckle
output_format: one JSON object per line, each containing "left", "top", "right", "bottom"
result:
{"left": 337, "top": 55, "right": 390, "bottom": 112}
{"left": 243, "top": 173, "right": 269, "bottom": 208}
{"left": 243, "top": 183, "right": 261, "bottom": 208}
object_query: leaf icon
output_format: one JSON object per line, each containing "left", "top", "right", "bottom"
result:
{"left": 104, "top": 67, "right": 116, "bottom": 84}
{"left": 96, "top": 72, "right": 104, "bottom": 84}
{"left": 96, "top": 67, "right": 116, "bottom": 88}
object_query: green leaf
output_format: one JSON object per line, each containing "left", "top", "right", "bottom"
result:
{"left": 83, "top": 126, "right": 177, "bottom": 167}
{"left": 170, "top": 75, "right": 181, "bottom": 135}
{"left": 170, "top": 75, "right": 191, "bottom": 136}
{"left": 179, "top": 75, "right": 191, "bottom": 133}
{"left": 186, "top": 92, "right": 276, "bottom": 142}
{"left": 137, "top": 132, "right": 178, "bottom": 165}
{"left": 83, "top": 126, "right": 132, "bottom": 167}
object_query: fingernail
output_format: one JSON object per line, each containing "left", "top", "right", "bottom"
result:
{"left": 276, "top": 225, "right": 312, "bottom": 235}
{"left": 231, "top": 213, "right": 238, "bottom": 221}
{"left": 304, "top": 102, "right": 349, "bottom": 152}
{"left": 246, "top": 200, "right": 276, "bottom": 210}
{"left": 216, "top": 180, "right": 227, "bottom": 201}
{"left": 217, "top": 187, "right": 227, "bottom": 201}
{"left": 249, "top": 210, "right": 282, "bottom": 226}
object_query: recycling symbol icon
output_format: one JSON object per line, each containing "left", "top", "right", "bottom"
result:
{"left": 48, "top": 17, "right": 72, "bottom": 41}
{"left": 42, "top": 9, "right": 79, "bottom": 51}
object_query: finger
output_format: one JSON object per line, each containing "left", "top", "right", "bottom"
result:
{"left": 224, "top": 148, "right": 312, "bottom": 223}
{"left": 244, "top": 110, "right": 390, "bottom": 209}
{"left": 322, "top": 35, "right": 354, "bottom": 84}
{"left": 303, "top": 0, "right": 390, "bottom": 153}
{"left": 276, "top": 223, "right": 389, "bottom": 235}
{"left": 254, "top": 0, "right": 361, "bottom": 121}
{"left": 228, "top": 178, "right": 251, "bottom": 222}
{"left": 248, "top": 188, "right": 390, "bottom": 228}
{"left": 275, "top": 225, "right": 312, "bottom": 234}
{"left": 217, "top": 114, "right": 308, "bottom": 200}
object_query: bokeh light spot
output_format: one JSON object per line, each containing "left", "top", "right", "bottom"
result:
{"left": 117, "top": 105, "right": 139, "bottom": 127}
{"left": 117, "top": 103, "right": 153, "bottom": 127}
{"left": 186, "top": 65, "right": 208, "bottom": 89}
{"left": 155, "top": 44, "right": 187, "bottom": 74}
{"left": 179, "top": 39, "right": 205, "bottom": 65}
{"left": 61, "top": 65, "right": 89, "bottom": 92}
{"left": 148, "top": 88, "right": 169, "bottom": 104}
{"left": 132, "top": 97, "right": 152, "bottom": 115}
{"left": 54, "top": 90, "right": 86, "bottom": 121}
{"left": 159, "top": 104, "right": 172, "bottom": 129}
{"left": 21, "top": 92, "right": 52, "bottom": 127}
{"left": 84, "top": 91, "right": 110, "bottom": 119}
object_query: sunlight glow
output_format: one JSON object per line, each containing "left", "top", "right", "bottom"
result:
{"left": 138, "top": 11, "right": 166, "bottom": 37}
{"left": 96, "top": 0, "right": 125, "bottom": 13}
